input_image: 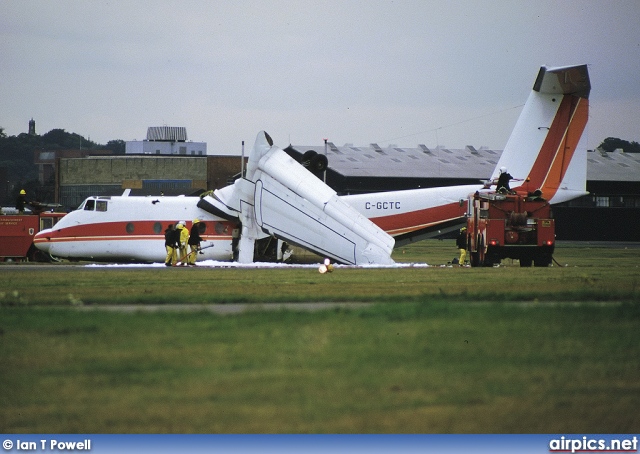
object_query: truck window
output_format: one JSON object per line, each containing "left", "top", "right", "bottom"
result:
{"left": 96, "top": 201, "right": 108, "bottom": 212}
{"left": 40, "top": 217, "right": 53, "bottom": 230}
{"left": 84, "top": 200, "right": 95, "bottom": 211}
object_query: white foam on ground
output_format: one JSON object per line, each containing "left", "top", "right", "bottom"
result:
{"left": 85, "top": 260, "right": 431, "bottom": 269}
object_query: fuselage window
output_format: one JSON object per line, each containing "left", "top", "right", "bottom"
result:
{"left": 153, "top": 222, "right": 163, "bottom": 234}
{"left": 214, "top": 222, "right": 226, "bottom": 235}
{"left": 84, "top": 200, "right": 95, "bottom": 211}
{"left": 126, "top": 222, "right": 135, "bottom": 234}
{"left": 96, "top": 201, "right": 108, "bottom": 212}
{"left": 197, "top": 222, "right": 207, "bottom": 234}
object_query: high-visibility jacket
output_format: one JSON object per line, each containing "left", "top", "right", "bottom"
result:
{"left": 179, "top": 226, "right": 189, "bottom": 246}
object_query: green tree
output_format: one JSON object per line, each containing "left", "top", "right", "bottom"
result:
{"left": 598, "top": 137, "right": 640, "bottom": 153}
{"left": 106, "top": 139, "right": 126, "bottom": 155}
{"left": 1, "top": 128, "right": 122, "bottom": 204}
{"left": 41, "top": 129, "right": 100, "bottom": 150}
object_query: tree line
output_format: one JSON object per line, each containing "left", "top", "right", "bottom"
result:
{"left": 598, "top": 137, "right": 640, "bottom": 153}
{"left": 0, "top": 127, "right": 125, "bottom": 205}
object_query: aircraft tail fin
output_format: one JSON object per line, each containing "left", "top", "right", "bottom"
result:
{"left": 492, "top": 65, "right": 590, "bottom": 203}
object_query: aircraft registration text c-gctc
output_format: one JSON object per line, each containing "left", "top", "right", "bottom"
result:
{"left": 364, "top": 201, "right": 401, "bottom": 210}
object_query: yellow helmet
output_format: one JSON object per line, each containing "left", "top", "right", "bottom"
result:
{"left": 193, "top": 218, "right": 200, "bottom": 224}
{"left": 20, "top": 189, "right": 26, "bottom": 195}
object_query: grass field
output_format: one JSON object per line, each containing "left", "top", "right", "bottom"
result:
{"left": 1, "top": 241, "right": 639, "bottom": 433}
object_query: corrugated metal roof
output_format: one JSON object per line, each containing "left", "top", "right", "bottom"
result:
{"left": 292, "top": 144, "right": 499, "bottom": 179}
{"left": 586, "top": 149, "right": 640, "bottom": 182}
{"left": 146, "top": 126, "right": 188, "bottom": 142}
{"left": 290, "top": 145, "right": 639, "bottom": 182}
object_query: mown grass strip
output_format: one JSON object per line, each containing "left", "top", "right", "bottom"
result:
{"left": 1, "top": 302, "right": 638, "bottom": 433}
{"left": 2, "top": 264, "right": 639, "bottom": 306}
{"left": 1, "top": 242, "right": 639, "bottom": 433}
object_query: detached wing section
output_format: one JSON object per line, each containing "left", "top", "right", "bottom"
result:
{"left": 201, "top": 131, "right": 395, "bottom": 265}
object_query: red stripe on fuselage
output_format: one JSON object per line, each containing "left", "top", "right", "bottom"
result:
{"left": 369, "top": 201, "right": 466, "bottom": 236}
{"left": 34, "top": 220, "right": 235, "bottom": 243}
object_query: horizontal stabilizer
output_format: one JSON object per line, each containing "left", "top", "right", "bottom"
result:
{"left": 533, "top": 64, "right": 590, "bottom": 97}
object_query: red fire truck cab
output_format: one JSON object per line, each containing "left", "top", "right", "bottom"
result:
{"left": 466, "top": 191, "right": 555, "bottom": 267}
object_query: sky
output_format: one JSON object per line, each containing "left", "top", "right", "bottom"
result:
{"left": 2, "top": 0, "right": 639, "bottom": 155}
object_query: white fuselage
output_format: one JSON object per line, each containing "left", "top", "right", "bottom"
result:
{"left": 34, "top": 196, "right": 235, "bottom": 262}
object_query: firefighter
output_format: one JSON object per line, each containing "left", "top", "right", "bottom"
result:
{"left": 164, "top": 223, "right": 178, "bottom": 267}
{"left": 187, "top": 219, "right": 203, "bottom": 266}
{"left": 176, "top": 222, "right": 189, "bottom": 265}
{"left": 496, "top": 167, "right": 513, "bottom": 193}
{"left": 231, "top": 224, "right": 241, "bottom": 261}
{"left": 16, "top": 189, "right": 28, "bottom": 214}
{"left": 456, "top": 227, "right": 468, "bottom": 266}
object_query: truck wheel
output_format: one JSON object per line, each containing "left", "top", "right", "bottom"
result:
{"left": 27, "top": 245, "right": 47, "bottom": 262}
{"left": 485, "top": 253, "right": 500, "bottom": 267}
{"left": 470, "top": 251, "right": 480, "bottom": 267}
{"left": 534, "top": 254, "right": 551, "bottom": 267}
{"left": 520, "top": 257, "right": 532, "bottom": 267}
{"left": 478, "top": 239, "right": 494, "bottom": 266}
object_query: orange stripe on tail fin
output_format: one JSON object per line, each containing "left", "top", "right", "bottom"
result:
{"left": 514, "top": 95, "right": 589, "bottom": 199}
{"left": 508, "top": 65, "right": 590, "bottom": 200}
{"left": 540, "top": 96, "right": 588, "bottom": 197}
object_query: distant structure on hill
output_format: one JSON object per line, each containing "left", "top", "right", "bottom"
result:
{"left": 125, "top": 126, "right": 206, "bottom": 156}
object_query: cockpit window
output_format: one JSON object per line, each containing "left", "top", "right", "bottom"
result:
{"left": 84, "top": 200, "right": 95, "bottom": 211}
{"left": 96, "top": 201, "right": 108, "bottom": 212}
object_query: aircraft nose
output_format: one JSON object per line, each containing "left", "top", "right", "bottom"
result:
{"left": 34, "top": 229, "right": 51, "bottom": 253}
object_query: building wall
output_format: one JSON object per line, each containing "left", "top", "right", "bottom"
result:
{"left": 553, "top": 180, "right": 640, "bottom": 241}
{"left": 58, "top": 156, "right": 211, "bottom": 209}
{"left": 125, "top": 140, "right": 206, "bottom": 155}
{"left": 554, "top": 207, "right": 640, "bottom": 241}
{"left": 60, "top": 156, "right": 207, "bottom": 184}
{"left": 207, "top": 156, "right": 247, "bottom": 189}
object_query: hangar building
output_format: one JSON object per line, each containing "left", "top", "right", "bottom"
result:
{"left": 284, "top": 143, "right": 640, "bottom": 241}
{"left": 55, "top": 141, "right": 639, "bottom": 241}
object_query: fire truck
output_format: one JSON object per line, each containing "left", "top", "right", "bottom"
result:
{"left": 466, "top": 190, "right": 555, "bottom": 267}
{"left": 0, "top": 208, "right": 66, "bottom": 262}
